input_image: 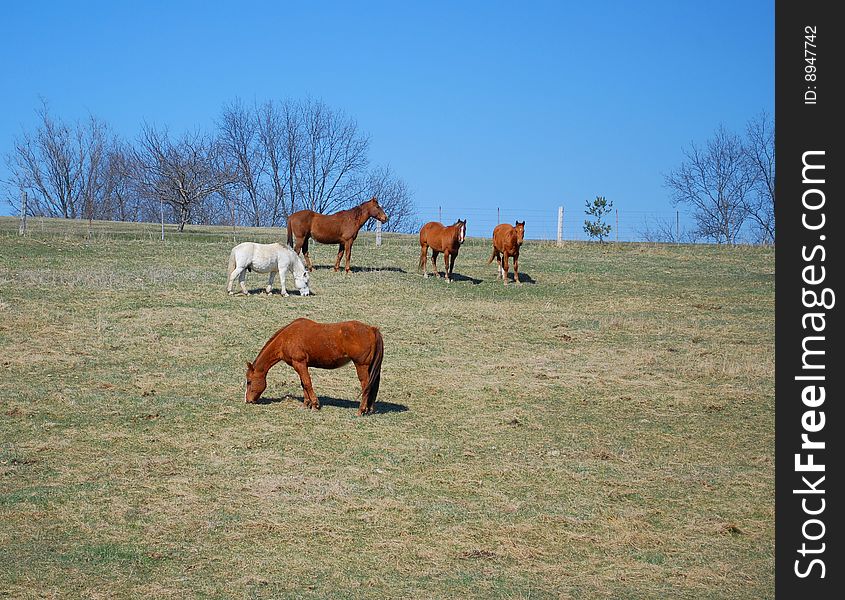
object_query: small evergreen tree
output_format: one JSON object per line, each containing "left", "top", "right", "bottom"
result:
{"left": 584, "top": 196, "right": 614, "bottom": 243}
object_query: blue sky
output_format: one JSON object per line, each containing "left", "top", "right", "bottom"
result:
{"left": 0, "top": 1, "right": 773, "bottom": 238}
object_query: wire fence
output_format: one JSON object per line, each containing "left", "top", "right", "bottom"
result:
{"left": 415, "top": 205, "right": 694, "bottom": 243}
{"left": 1, "top": 206, "right": 708, "bottom": 244}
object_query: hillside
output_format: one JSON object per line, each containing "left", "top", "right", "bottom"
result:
{"left": 0, "top": 217, "right": 775, "bottom": 598}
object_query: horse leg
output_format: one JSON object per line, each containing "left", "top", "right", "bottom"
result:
{"left": 228, "top": 266, "right": 245, "bottom": 294}
{"left": 494, "top": 251, "right": 502, "bottom": 279}
{"left": 354, "top": 362, "right": 370, "bottom": 415}
{"left": 443, "top": 251, "right": 451, "bottom": 282}
{"left": 302, "top": 237, "right": 314, "bottom": 272}
{"left": 267, "top": 270, "right": 279, "bottom": 295}
{"left": 420, "top": 244, "right": 429, "bottom": 278}
{"left": 513, "top": 255, "right": 521, "bottom": 285}
{"left": 238, "top": 268, "right": 249, "bottom": 295}
{"left": 293, "top": 361, "right": 319, "bottom": 410}
{"left": 344, "top": 240, "right": 355, "bottom": 275}
{"left": 448, "top": 253, "right": 456, "bottom": 282}
{"left": 334, "top": 243, "right": 344, "bottom": 272}
{"left": 431, "top": 251, "right": 440, "bottom": 278}
{"left": 502, "top": 251, "right": 510, "bottom": 285}
{"left": 344, "top": 241, "right": 353, "bottom": 274}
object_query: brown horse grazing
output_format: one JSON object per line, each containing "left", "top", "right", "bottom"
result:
{"left": 245, "top": 318, "right": 384, "bottom": 415}
{"left": 488, "top": 221, "right": 525, "bottom": 285}
{"left": 286, "top": 197, "right": 388, "bottom": 273}
{"left": 418, "top": 219, "right": 467, "bottom": 282}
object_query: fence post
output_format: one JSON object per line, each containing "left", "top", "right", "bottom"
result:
{"left": 19, "top": 190, "right": 27, "bottom": 235}
{"left": 497, "top": 207, "right": 500, "bottom": 224}
{"left": 557, "top": 206, "right": 563, "bottom": 246}
{"left": 615, "top": 209, "right": 619, "bottom": 242}
{"left": 438, "top": 205, "right": 442, "bottom": 223}
{"left": 676, "top": 210, "right": 680, "bottom": 243}
{"left": 375, "top": 220, "right": 382, "bottom": 246}
{"left": 160, "top": 197, "right": 165, "bottom": 241}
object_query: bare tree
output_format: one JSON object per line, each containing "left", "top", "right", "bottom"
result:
{"left": 218, "top": 99, "right": 266, "bottom": 227}
{"left": 664, "top": 125, "right": 755, "bottom": 244}
{"left": 99, "top": 142, "right": 142, "bottom": 222}
{"left": 743, "top": 112, "right": 775, "bottom": 244}
{"left": 637, "top": 215, "right": 698, "bottom": 244}
{"left": 132, "top": 124, "right": 236, "bottom": 232}
{"left": 297, "top": 98, "right": 369, "bottom": 214}
{"left": 256, "top": 99, "right": 298, "bottom": 224}
{"left": 356, "top": 165, "right": 417, "bottom": 233}
{"left": 6, "top": 101, "right": 112, "bottom": 219}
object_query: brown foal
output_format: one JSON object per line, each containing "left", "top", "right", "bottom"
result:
{"left": 418, "top": 219, "right": 467, "bottom": 282}
{"left": 488, "top": 221, "right": 525, "bottom": 285}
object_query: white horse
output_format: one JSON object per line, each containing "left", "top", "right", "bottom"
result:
{"left": 227, "top": 242, "right": 311, "bottom": 296}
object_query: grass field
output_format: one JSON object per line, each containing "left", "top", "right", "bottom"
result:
{"left": 0, "top": 217, "right": 774, "bottom": 599}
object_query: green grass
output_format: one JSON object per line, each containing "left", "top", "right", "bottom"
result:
{"left": 0, "top": 217, "right": 774, "bottom": 598}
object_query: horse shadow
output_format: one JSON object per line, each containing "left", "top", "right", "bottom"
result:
{"left": 244, "top": 288, "right": 310, "bottom": 296}
{"left": 441, "top": 272, "right": 483, "bottom": 285}
{"left": 257, "top": 394, "right": 409, "bottom": 414}
{"left": 515, "top": 272, "right": 537, "bottom": 284}
{"left": 313, "top": 265, "right": 407, "bottom": 274}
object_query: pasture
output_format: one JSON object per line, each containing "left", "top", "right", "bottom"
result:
{"left": 0, "top": 217, "right": 774, "bottom": 598}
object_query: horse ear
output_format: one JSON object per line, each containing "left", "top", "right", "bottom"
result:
{"left": 246, "top": 361, "right": 254, "bottom": 372}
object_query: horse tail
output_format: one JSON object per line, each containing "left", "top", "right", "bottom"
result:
{"left": 362, "top": 328, "right": 384, "bottom": 411}
{"left": 286, "top": 219, "right": 294, "bottom": 247}
{"left": 227, "top": 248, "right": 237, "bottom": 281}
{"left": 487, "top": 246, "right": 497, "bottom": 264}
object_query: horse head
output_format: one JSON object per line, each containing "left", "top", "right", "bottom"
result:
{"left": 295, "top": 270, "right": 311, "bottom": 296}
{"left": 515, "top": 221, "right": 525, "bottom": 246}
{"left": 366, "top": 197, "right": 388, "bottom": 223}
{"left": 245, "top": 361, "right": 267, "bottom": 403}
{"left": 455, "top": 219, "right": 467, "bottom": 244}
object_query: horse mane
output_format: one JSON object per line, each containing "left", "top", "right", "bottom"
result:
{"left": 351, "top": 203, "right": 366, "bottom": 220}
{"left": 288, "top": 247, "right": 307, "bottom": 275}
{"left": 254, "top": 320, "right": 302, "bottom": 367}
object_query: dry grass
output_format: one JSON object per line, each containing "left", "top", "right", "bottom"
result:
{"left": 0, "top": 217, "right": 774, "bottom": 598}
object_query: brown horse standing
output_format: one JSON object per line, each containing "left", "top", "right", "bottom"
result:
{"left": 245, "top": 318, "right": 384, "bottom": 415}
{"left": 418, "top": 219, "right": 467, "bottom": 282}
{"left": 488, "top": 221, "right": 525, "bottom": 285}
{"left": 286, "top": 197, "right": 388, "bottom": 273}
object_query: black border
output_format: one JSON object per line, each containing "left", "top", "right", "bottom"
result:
{"left": 775, "top": 2, "right": 841, "bottom": 596}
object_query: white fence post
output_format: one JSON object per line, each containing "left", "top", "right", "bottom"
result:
{"left": 557, "top": 206, "right": 563, "bottom": 246}
{"left": 19, "top": 190, "right": 27, "bottom": 235}
{"left": 375, "top": 220, "right": 382, "bottom": 246}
